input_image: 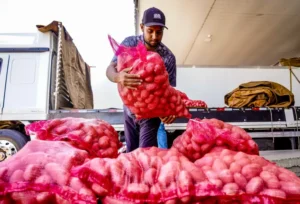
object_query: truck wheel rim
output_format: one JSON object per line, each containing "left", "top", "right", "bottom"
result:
{"left": 0, "top": 140, "right": 18, "bottom": 162}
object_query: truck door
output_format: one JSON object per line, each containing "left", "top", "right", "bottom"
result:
{"left": 0, "top": 54, "right": 9, "bottom": 114}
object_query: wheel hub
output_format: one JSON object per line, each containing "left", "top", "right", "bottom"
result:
{"left": 0, "top": 140, "right": 17, "bottom": 162}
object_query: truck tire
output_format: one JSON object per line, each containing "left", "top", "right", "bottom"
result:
{"left": 0, "top": 129, "right": 30, "bottom": 162}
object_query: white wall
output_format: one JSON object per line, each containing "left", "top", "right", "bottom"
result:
{"left": 0, "top": 0, "right": 135, "bottom": 109}
{"left": 177, "top": 66, "right": 300, "bottom": 107}
{"left": 88, "top": 65, "right": 300, "bottom": 109}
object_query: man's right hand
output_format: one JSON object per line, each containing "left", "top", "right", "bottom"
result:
{"left": 116, "top": 67, "right": 143, "bottom": 89}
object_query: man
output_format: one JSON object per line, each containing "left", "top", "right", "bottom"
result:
{"left": 106, "top": 7, "right": 176, "bottom": 152}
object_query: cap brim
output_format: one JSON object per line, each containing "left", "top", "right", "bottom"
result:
{"left": 144, "top": 22, "right": 168, "bottom": 29}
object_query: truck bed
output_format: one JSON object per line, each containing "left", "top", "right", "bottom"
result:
{"left": 48, "top": 106, "right": 300, "bottom": 131}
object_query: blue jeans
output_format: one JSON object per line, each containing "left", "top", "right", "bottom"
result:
{"left": 157, "top": 123, "right": 168, "bottom": 149}
{"left": 123, "top": 106, "right": 161, "bottom": 152}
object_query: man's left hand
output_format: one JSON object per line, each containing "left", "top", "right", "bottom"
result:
{"left": 160, "top": 115, "right": 176, "bottom": 124}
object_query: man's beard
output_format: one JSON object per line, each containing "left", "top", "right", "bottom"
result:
{"left": 144, "top": 37, "right": 160, "bottom": 48}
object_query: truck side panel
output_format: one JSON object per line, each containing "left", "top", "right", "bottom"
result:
{"left": 2, "top": 52, "right": 50, "bottom": 116}
{"left": 0, "top": 54, "right": 9, "bottom": 114}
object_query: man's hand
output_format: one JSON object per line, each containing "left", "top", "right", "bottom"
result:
{"left": 160, "top": 115, "right": 176, "bottom": 124}
{"left": 116, "top": 67, "right": 143, "bottom": 89}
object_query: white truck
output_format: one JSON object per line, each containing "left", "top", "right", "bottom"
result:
{"left": 1, "top": 21, "right": 300, "bottom": 164}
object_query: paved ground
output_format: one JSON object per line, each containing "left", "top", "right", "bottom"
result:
{"left": 260, "top": 150, "right": 300, "bottom": 176}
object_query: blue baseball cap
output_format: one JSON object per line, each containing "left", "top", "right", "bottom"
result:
{"left": 142, "top": 7, "right": 168, "bottom": 29}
